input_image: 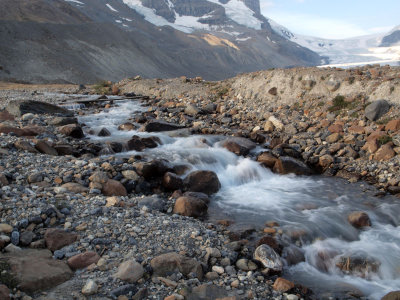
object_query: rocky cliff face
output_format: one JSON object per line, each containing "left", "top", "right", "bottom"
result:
{"left": 0, "top": 0, "right": 321, "bottom": 83}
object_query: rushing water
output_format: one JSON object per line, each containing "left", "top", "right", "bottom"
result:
{"left": 79, "top": 100, "right": 400, "bottom": 300}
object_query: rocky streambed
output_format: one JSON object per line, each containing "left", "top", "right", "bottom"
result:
{"left": 0, "top": 86, "right": 399, "bottom": 300}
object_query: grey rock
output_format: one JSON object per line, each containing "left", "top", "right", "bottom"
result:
{"left": 11, "top": 231, "right": 20, "bottom": 245}
{"left": 365, "top": 100, "right": 390, "bottom": 121}
{"left": 253, "top": 244, "right": 283, "bottom": 272}
{"left": 6, "top": 100, "right": 73, "bottom": 117}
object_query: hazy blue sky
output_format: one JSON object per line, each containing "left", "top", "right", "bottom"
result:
{"left": 260, "top": 0, "right": 400, "bottom": 39}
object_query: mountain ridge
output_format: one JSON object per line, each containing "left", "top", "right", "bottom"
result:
{"left": 0, "top": 0, "right": 321, "bottom": 83}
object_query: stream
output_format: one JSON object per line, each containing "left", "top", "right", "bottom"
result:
{"left": 78, "top": 99, "right": 400, "bottom": 300}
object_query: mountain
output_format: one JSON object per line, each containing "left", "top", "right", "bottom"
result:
{"left": 0, "top": 0, "right": 320, "bottom": 84}
{"left": 381, "top": 25, "right": 400, "bottom": 47}
{"left": 269, "top": 19, "right": 400, "bottom": 67}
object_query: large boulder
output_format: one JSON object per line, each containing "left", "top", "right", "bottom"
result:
{"left": 273, "top": 157, "right": 313, "bottom": 176}
{"left": 365, "top": 100, "right": 390, "bottom": 121}
{"left": 221, "top": 137, "right": 256, "bottom": 156}
{"left": 0, "top": 249, "right": 73, "bottom": 293}
{"left": 173, "top": 196, "right": 208, "bottom": 218}
{"left": 150, "top": 252, "right": 203, "bottom": 279}
{"left": 253, "top": 244, "right": 283, "bottom": 272}
{"left": 184, "top": 170, "right": 221, "bottom": 195}
{"left": 6, "top": 100, "right": 73, "bottom": 117}
{"left": 141, "top": 120, "right": 184, "bottom": 132}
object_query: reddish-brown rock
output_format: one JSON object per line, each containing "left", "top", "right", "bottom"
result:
{"left": 348, "top": 125, "right": 365, "bottom": 134}
{"left": 374, "top": 144, "right": 396, "bottom": 161}
{"left": 102, "top": 179, "right": 127, "bottom": 196}
{"left": 173, "top": 196, "right": 208, "bottom": 218}
{"left": 328, "top": 124, "right": 343, "bottom": 133}
{"left": 59, "top": 124, "right": 84, "bottom": 138}
{"left": 221, "top": 137, "right": 256, "bottom": 156}
{"left": 319, "top": 155, "right": 334, "bottom": 168}
{"left": 386, "top": 119, "right": 400, "bottom": 132}
{"left": 163, "top": 172, "right": 183, "bottom": 191}
{"left": 0, "top": 284, "right": 10, "bottom": 300}
{"left": 362, "top": 139, "right": 379, "bottom": 153}
{"left": 67, "top": 252, "right": 100, "bottom": 270}
{"left": 257, "top": 152, "right": 277, "bottom": 169}
{"left": 35, "top": 140, "right": 58, "bottom": 156}
{"left": 273, "top": 157, "right": 312, "bottom": 176}
{"left": 348, "top": 212, "right": 371, "bottom": 228}
{"left": 273, "top": 278, "right": 295, "bottom": 292}
{"left": 2, "top": 249, "right": 73, "bottom": 293}
{"left": 184, "top": 170, "right": 221, "bottom": 195}
{"left": 44, "top": 228, "right": 78, "bottom": 251}
{"left": 0, "top": 125, "right": 44, "bottom": 137}
{"left": 0, "top": 111, "right": 14, "bottom": 121}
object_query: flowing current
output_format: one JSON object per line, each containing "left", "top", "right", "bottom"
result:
{"left": 79, "top": 100, "right": 400, "bottom": 299}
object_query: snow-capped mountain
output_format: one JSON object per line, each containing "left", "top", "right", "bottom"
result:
{"left": 268, "top": 18, "right": 400, "bottom": 67}
{"left": 0, "top": 0, "right": 321, "bottom": 83}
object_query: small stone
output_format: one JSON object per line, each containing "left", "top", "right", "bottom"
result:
{"left": 236, "top": 259, "right": 257, "bottom": 271}
{"left": 205, "top": 272, "right": 219, "bottom": 280}
{"left": 106, "top": 196, "right": 121, "bottom": 207}
{"left": 0, "top": 223, "right": 13, "bottom": 234}
{"left": 113, "top": 260, "right": 144, "bottom": 283}
{"left": 82, "top": 279, "right": 98, "bottom": 295}
{"left": 11, "top": 231, "right": 20, "bottom": 245}
{"left": 231, "top": 279, "right": 239, "bottom": 288}
{"left": 212, "top": 266, "right": 224, "bottom": 274}
{"left": 273, "top": 277, "right": 295, "bottom": 292}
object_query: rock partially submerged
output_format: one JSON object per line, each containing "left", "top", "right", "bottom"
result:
{"left": 184, "top": 170, "right": 221, "bottom": 195}
{"left": 141, "top": 120, "right": 184, "bottom": 132}
{"left": 221, "top": 137, "right": 256, "bottom": 156}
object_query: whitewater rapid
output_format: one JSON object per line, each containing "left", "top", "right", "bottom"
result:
{"left": 79, "top": 100, "right": 400, "bottom": 299}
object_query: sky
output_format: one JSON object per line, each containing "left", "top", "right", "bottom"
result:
{"left": 260, "top": 0, "right": 400, "bottom": 39}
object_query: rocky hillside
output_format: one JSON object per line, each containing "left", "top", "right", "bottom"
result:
{"left": 118, "top": 65, "right": 400, "bottom": 106}
{"left": 0, "top": 0, "right": 320, "bottom": 84}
